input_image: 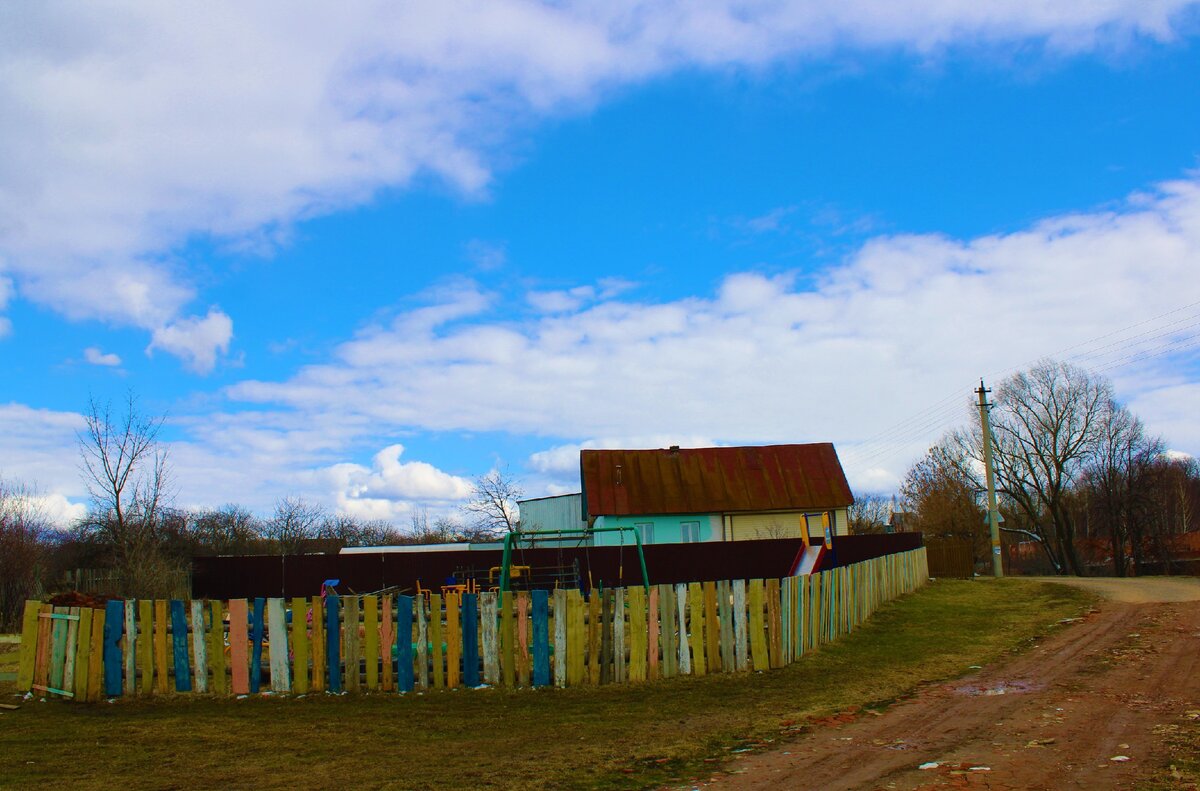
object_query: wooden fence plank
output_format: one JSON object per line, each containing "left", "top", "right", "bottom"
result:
{"left": 325, "top": 595, "right": 341, "bottom": 693}
{"left": 170, "top": 600, "right": 192, "bottom": 692}
{"left": 586, "top": 592, "right": 601, "bottom": 685}
{"left": 415, "top": 594, "right": 429, "bottom": 689}
{"left": 659, "top": 585, "right": 677, "bottom": 678}
{"left": 381, "top": 594, "right": 396, "bottom": 692}
{"left": 732, "top": 580, "right": 749, "bottom": 671}
{"left": 461, "top": 593, "right": 479, "bottom": 688}
{"left": 703, "top": 582, "right": 720, "bottom": 673}
{"left": 267, "top": 598, "right": 290, "bottom": 693}
{"left": 567, "top": 590, "right": 585, "bottom": 687}
{"left": 310, "top": 597, "right": 324, "bottom": 694}
{"left": 444, "top": 593, "right": 460, "bottom": 689}
{"left": 516, "top": 592, "right": 530, "bottom": 688}
{"left": 136, "top": 600, "right": 152, "bottom": 695}
{"left": 153, "top": 600, "right": 170, "bottom": 694}
{"left": 532, "top": 589, "right": 550, "bottom": 687}
{"left": 646, "top": 585, "right": 659, "bottom": 681}
{"left": 209, "top": 601, "right": 228, "bottom": 695}
{"left": 363, "top": 595, "right": 379, "bottom": 691}
{"left": 33, "top": 603, "right": 51, "bottom": 693}
{"left": 430, "top": 594, "right": 445, "bottom": 689}
{"left": 344, "top": 597, "right": 361, "bottom": 692}
{"left": 627, "top": 586, "right": 646, "bottom": 683}
{"left": 61, "top": 607, "right": 79, "bottom": 697}
{"left": 552, "top": 589, "right": 567, "bottom": 688}
{"left": 74, "top": 607, "right": 92, "bottom": 700}
{"left": 100, "top": 600, "right": 122, "bottom": 696}
{"left": 674, "top": 584, "right": 690, "bottom": 676}
{"left": 613, "top": 588, "right": 626, "bottom": 684}
{"left": 599, "top": 591, "right": 613, "bottom": 685}
{"left": 124, "top": 601, "right": 137, "bottom": 696}
{"left": 191, "top": 601, "right": 208, "bottom": 694}
{"left": 499, "top": 592, "right": 514, "bottom": 688}
{"left": 16, "top": 601, "right": 40, "bottom": 692}
{"left": 249, "top": 598, "right": 265, "bottom": 694}
{"left": 290, "top": 597, "right": 308, "bottom": 694}
{"left": 718, "top": 581, "right": 734, "bottom": 673}
{"left": 748, "top": 580, "right": 768, "bottom": 672}
{"left": 688, "top": 582, "right": 706, "bottom": 676}
{"left": 766, "top": 579, "right": 783, "bottom": 670}
{"left": 87, "top": 606, "right": 105, "bottom": 702}
{"left": 228, "top": 599, "right": 249, "bottom": 695}
{"left": 397, "top": 594, "right": 414, "bottom": 692}
{"left": 48, "top": 606, "right": 68, "bottom": 695}
{"left": 480, "top": 592, "right": 497, "bottom": 686}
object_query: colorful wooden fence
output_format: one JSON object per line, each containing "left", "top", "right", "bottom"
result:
{"left": 15, "top": 548, "right": 927, "bottom": 701}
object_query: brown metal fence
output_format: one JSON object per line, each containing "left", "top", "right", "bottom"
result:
{"left": 924, "top": 539, "right": 974, "bottom": 579}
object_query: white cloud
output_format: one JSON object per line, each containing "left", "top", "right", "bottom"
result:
{"left": 83, "top": 346, "right": 122, "bottom": 367}
{"left": 224, "top": 175, "right": 1200, "bottom": 493}
{"left": 3, "top": 1, "right": 1197, "bottom": 365}
{"left": 0, "top": 404, "right": 88, "bottom": 521}
{"left": 147, "top": 308, "right": 234, "bottom": 373}
{"left": 326, "top": 443, "right": 473, "bottom": 521}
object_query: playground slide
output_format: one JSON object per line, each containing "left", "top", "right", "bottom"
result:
{"left": 790, "top": 545, "right": 824, "bottom": 576}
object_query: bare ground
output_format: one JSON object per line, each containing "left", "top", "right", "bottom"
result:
{"left": 689, "top": 577, "right": 1200, "bottom": 791}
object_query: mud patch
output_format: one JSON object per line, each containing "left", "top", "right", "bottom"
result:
{"left": 954, "top": 679, "right": 1042, "bottom": 696}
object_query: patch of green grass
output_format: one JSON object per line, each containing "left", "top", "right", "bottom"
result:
{"left": 0, "top": 580, "right": 1092, "bottom": 791}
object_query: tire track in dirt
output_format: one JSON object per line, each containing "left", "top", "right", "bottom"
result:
{"left": 689, "top": 582, "right": 1200, "bottom": 791}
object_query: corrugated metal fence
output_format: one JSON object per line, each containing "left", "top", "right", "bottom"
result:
{"left": 17, "top": 547, "right": 927, "bottom": 701}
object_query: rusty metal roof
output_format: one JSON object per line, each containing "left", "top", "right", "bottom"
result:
{"left": 580, "top": 443, "right": 854, "bottom": 518}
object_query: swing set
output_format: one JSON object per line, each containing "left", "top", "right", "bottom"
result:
{"left": 497, "top": 526, "right": 650, "bottom": 594}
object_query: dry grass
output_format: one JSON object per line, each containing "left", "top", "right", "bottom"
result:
{"left": 0, "top": 579, "right": 1092, "bottom": 791}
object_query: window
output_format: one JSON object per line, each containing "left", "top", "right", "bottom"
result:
{"left": 635, "top": 522, "right": 654, "bottom": 544}
{"left": 681, "top": 521, "right": 701, "bottom": 543}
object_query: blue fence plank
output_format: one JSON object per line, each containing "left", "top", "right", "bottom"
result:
{"left": 461, "top": 593, "right": 480, "bottom": 688}
{"left": 326, "top": 594, "right": 342, "bottom": 693}
{"left": 103, "top": 600, "right": 124, "bottom": 696}
{"left": 249, "top": 597, "right": 265, "bottom": 693}
{"left": 396, "top": 595, "right": 414, "bottom": 693}
{"left": 170, "top": 600, "right": 192, "bottom": 692}
{"left": 532, "top": 589, "right": 550, "bottom": 687}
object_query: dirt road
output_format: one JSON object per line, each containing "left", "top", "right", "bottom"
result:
{"left": 693, "top": 577, "right": 1200, "bottom": 790}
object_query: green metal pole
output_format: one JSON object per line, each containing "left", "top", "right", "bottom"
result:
{"left": 499, "top": 532, "right": 514, "bottom": 592}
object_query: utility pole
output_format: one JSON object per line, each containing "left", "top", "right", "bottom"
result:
{"left": 977, "top": 380, "right": 1004, "bottom": 577}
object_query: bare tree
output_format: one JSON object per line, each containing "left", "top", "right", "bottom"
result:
{"left": 900, "top": 440, "right": 990, "bottom": 563}
{"left": 264, "top": 496, "right": 325, "bottom": 555}
{"left": 189, "top": 504, "right": 262, "bottom": 555}
{"left": 320, "top": 513, "right": 403, "bottom": 547}
{"left": 848, "top": 493, "right": 892, "bottom": 535}
{"left": 1080, "top": 403, "right": 1163, "bottom": 576}
{"left": 77, "top": 392, "right": 175, "bottom": 595}
{"left": 951, "top": 361, "right": 1112, "bottom": 575}
{"left": 462, "top": 468, "right": 522, "bottom": 535}
{"left": 0, "top": 479, "right": 52, "bottom": 631}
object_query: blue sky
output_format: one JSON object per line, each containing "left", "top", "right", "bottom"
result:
{"left": 3, "top": 2, "right": 1200, "bottom": 525}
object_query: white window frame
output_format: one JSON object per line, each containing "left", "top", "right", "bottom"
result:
{"left": 680, "top": 520, "right": 701, "bottom": 543}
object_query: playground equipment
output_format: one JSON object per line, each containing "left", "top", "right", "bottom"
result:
{"left": 497, "top": 526, "right": 649, "bottom": 594}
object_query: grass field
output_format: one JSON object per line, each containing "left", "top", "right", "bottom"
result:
{"left": 0, "top": 579, "right": 1092, "bottom": 791}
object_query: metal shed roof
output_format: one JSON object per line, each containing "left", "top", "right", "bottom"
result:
{"left": 580, "top": 443, "right": 854, "bottom": 518}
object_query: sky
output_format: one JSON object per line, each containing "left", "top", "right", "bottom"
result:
{"left": 3, "top": 1, "right": 1200, "bottom": 527}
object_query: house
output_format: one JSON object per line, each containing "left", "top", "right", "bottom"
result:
{"left": 516, "top": 492, "right": 590, "bottom": 537}
{"left": 580, "top": 443, "right": 854, "bottom": 547}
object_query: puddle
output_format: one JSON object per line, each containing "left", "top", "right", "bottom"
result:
{"left": 954, "top": 680, "right": 1042, "bottom": 696}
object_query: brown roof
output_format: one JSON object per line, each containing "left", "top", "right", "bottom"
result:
{"left": 580, "top": 443, "right": 854, "bottom": 518}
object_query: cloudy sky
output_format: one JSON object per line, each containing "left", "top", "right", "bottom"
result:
{"left": 3, "top": 1, "right": 1200, "bottom": 526}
